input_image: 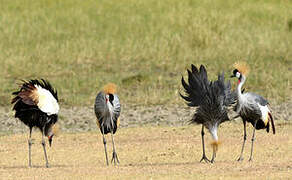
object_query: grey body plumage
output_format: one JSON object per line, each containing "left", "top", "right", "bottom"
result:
{"left": 235, "top": 92, "right": 269, "bottom": 130}
{"left": 231, "top": 63, "right": 275, "bottom": 161}
{"left": 180, "top": 64, "right": 236, "bottom": 163}
{"left": 94, "top": 83, "right": 121, "bottom": 165}
{"left": 95, "top": 92, "right": 121, "bottom": 134}
{"left": 246, "top": 92, "right": 269, "bottom": 106}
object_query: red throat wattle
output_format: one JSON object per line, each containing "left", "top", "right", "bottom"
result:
{"left": 238, "top": 79, "right": 241, "bottom": 84}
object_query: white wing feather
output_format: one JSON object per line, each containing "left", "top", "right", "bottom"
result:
{"left": 35, "top": 85, "right": 59, "bottom": 115}
{"left": 258, "top": 104, "right": 270, "bottom": 125}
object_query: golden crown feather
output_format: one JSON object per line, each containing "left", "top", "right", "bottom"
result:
{"left": 103, "top": 83, "right": 117, "bottom": 94}
{"left": 233, "top": 61, "right": 249, "bottom": 76}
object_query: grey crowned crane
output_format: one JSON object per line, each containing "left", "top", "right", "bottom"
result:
{"left": 94, "top": 83, "right": 121, "bottom": 165}
{"left": 180, "top": 65, "right": 236, "bottom": 163}
{"left": 11, "top": 79, "right": 59, "bottom": 168}
{"left": 231, "top": 62, "right": 275, "bottom": 161}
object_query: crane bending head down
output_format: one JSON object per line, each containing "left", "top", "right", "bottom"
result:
{"left": 11, "top": 79, "right": 59, "bottom": 168}
{"left": 180, "top": 64, "right": 236, "bottom": 163}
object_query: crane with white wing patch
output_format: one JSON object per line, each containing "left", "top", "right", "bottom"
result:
{"left": 11, "top": 79, "right": 59, "bottom": 168}
{"left": 231, "top": 62, "right": 275, "bottom": 162}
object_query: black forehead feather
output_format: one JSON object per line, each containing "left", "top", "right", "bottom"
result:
{"left": 233, "top": 69, "right": 239, "bottom": 74}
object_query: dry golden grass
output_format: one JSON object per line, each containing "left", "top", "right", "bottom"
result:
{"left": 0, "top": 121, "right": 291, "bottom": 179}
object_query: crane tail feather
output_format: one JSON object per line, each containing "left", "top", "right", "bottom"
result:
{"left": 268, "top": 112, "right": 275, "bottom": 134}
{"left": 266, "top": 121, "right": 270, "bottom": 133}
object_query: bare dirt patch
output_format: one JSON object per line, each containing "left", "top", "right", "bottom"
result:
{"left": 0, "top": 100, "right": 291, "bottom": 178}
{"left": 0, "top": 121, "right": 291, "bottom": 179}
{"left": 1, "top": 99, "right": 291, "bottom": 134}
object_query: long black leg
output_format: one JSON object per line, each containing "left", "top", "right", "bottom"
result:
{"left": 110, "top": 131, "right": 119, "bottom": 165}
{"left": 237, "top": 120, "right": 247, "bottom": 161}
{"left": 28, "top": 127, "right": 32, "bottom": 167}
{"left": 249, "top": 120, "right": 257, "bottom": 161}
{"left": 101, "top": 126, "right": 109, "bottom": 166}
{"left": 41, "top": 129, "right": 49, "bottom": 168}
{"left": 200, "top": 125, "right": 210, "bottom": 163}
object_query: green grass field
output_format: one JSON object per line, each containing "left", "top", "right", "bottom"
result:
{"left": 0, "top": 0, "right": 291, "bottom": 106}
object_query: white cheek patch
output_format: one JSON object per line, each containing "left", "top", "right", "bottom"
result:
{"left": 236, "top": 72, "right": 241, "bottom": 78}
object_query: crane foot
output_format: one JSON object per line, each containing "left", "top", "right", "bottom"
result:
{"left": 111, "top": 151, "right": 119, "bottom": 165}
{"left": 237, "top": 157, "right": 244, "bottom": 161}
{"left": 199, "top": 155, "right": 210, "bottom": 163}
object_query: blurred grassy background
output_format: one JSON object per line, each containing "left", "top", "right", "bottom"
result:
{"left": 0, "top": 0, "right": 291, "bottom": 106}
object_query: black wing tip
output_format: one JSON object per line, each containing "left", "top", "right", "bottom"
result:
{"left": 17, "top": 78, "right": 58, "bottom": 101}
{"left": 179, "top": 91, "right": 185, "bottom": 99}
{"left": 199, "top": 64, "right": 207, "bottom": 72}
{"left": 187, "top": 69, "right": 193, "bottom": 76}
{"left": 191, "top": 64, "right": 199, "bottom": 73}
{"left": 180, "top": 64, "right": 210, "bottom": 107}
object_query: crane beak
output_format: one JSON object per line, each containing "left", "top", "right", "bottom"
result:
{"left": 49, "top": 138, "right": 52, "bottom": 147}
{"left": 230, "top": 74, "right": 235, "bottom": 78}
{"left": 48, "top": 135, "right": 54, "bottom": 147}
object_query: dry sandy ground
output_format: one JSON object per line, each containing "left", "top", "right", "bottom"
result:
{"left": 0, "top": 121, "right": 291, "bottom": 179}
{"left": 0, "top": 100, "right": 291, "bottom": 179}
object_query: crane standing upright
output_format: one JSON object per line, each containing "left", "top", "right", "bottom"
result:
{"left": 180, "top": 64, "right": 236, "bottom": 163}
{"left": 231, "top": 62, "right": 275, "bottom": 161}
{"left": 94, "top": 83, "right": 121, "bottom": 165}
{"left": 11, "top": 79, "right": 59, "bottom": 168}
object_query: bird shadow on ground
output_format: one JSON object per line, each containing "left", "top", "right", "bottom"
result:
{"left": 121, "top": 161, "right": 197, "bottom": 167}
{"left": 0, "top": 164, "right": 70, "bottom": 169}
